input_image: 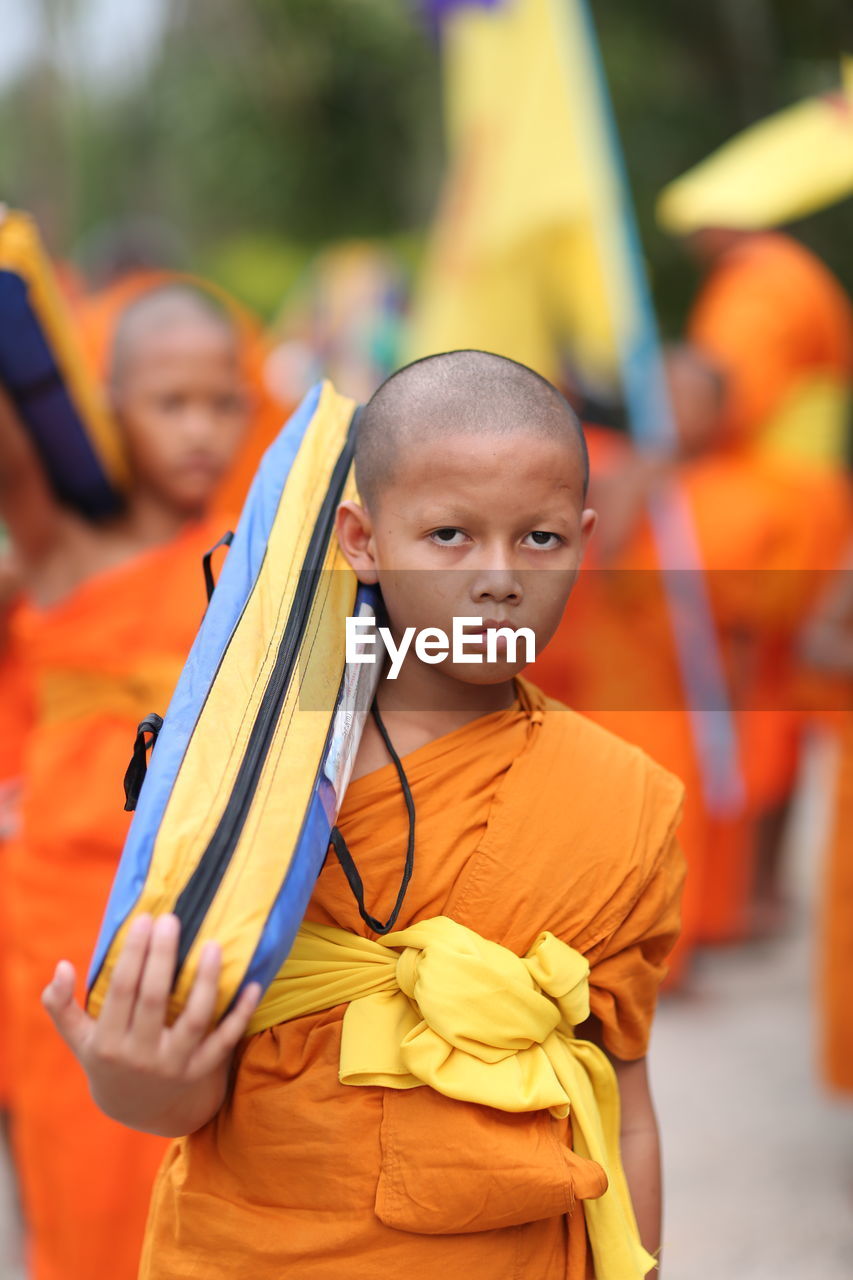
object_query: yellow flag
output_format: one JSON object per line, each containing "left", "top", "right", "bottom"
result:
{"left": 408, "top": 0, "right": 744, "bottom": 815}
{"left": 658, "top": 57, "right": 853, "bottom": 234}
{"left": 406, "top": 0, "right": 617, "bottom": 388}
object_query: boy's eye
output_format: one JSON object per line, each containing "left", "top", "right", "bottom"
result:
{"left": 214, "top": 393, "right": 245, "bottom": 416}
{"left": 429, "top": 527, "right": 467, "bottom": 546}
{"left": 524, "top": 530, "right": 562, "bottom": 549}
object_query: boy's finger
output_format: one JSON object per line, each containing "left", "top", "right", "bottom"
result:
{"left": 41, "top": 961, "right": 91, "bottom": 1057}
{"left": 168, "top": 942, "right": 222, "bottom": 1061}
{"left": 97, "top": 914, "right": 154, "bottom": 1037}
{"left": 187, "top": 982, "right": 261, "bottom": 1080}
{"left": 128, "top": 915, "right": 181, "bottom": 1050}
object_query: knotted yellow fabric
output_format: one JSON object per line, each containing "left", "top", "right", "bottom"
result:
{"left": 248, "top": 916, "right": 656, "bottom": 1280}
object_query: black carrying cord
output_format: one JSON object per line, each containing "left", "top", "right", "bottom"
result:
{"left": 329, "top": 699, "right": 415, "bottom": 936}
{"left": 202, "top": 530, "right": 235, "bottom": 603}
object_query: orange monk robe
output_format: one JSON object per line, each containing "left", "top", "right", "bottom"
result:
{"left": 649, "top": 451, "right": 848, "bottom": 942}
{"left": 682, "top": 454, "right": 851, "bottom": 812}
{"left": 73, "top": 273, "right": 291, "bottom": 517}
{"left": 4, "top": 517, "right": 229, "bottom": 1280}
{"left": 530, "top": 427, "right": 720, "bottom": 973}
{"left": 688, "top": 232, "right": 853, "bottom": 820}
{"left": 531, "top": 428, "right": 834, "bottom": 946}
{"left": 0, "top": 614, "right": 35, "bottom": 1106}
{"left": 535, "top": 440, "right": 848, "bottom": 949}
{"left": 141, "top": 679, "right": 685, "bottom": 1280}
{"left": 822, "top": 712, "right": 853, "bottom": 1093}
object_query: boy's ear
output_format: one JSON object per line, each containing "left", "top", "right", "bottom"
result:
{"left": 579, "top": 507, "right": 598, "bottom": 557}
{"left": 335, "top": 500, "right": 379, "bottom": 584}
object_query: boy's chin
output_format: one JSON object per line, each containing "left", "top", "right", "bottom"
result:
{"left": 443, "top": 661, "right": 527, "bottom": 688}
{"left": 157, "top": 479, "right": 221, "bottom": 515}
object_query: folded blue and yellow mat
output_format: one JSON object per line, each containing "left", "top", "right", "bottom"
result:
{"left": 87, "top": 381, "right": 381, "bottom": 1022}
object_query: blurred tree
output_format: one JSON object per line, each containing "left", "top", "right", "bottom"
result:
{"left": 68, "top": 0, "right": 442, "bottom": 266}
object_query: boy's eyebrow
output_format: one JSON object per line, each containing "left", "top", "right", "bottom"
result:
{"left": 409, "top": 503, "right": 576, "bottom": 528}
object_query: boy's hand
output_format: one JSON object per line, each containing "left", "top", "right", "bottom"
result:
{"left": 42, "top": 914, "right": 261, "bottom": 1136}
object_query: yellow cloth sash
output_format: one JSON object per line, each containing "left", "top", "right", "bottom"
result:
{"left": 248, "top": 916, "right": 656, "bottom": 1280}
{"left": 756, "top": 374, "right": 851, "bottom": 469}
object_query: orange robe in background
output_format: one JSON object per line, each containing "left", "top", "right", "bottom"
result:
{"left": 689, "top": 232, "right": 853, "bottom": 827}
{"left": 73, "top": 273, "right": 290, "bottom": 517}
{"left": 141, "top": 680, "right": 685, "bottom": 1280}
{"left": 5, "top": 518, "right": 224, "bottom": 1280}
{"left": 683, "top": 455, "right": 851, "bottom": 805}
{"left": 531, "top": 427, "right": 717, "bottom": 975}
{"left": 822, "top": 712, "right": 853, "bottom": 1093}
{"left": 674, "top": 453, "right": 848, "bottom": 941}
{"left": 533, "top": 426, "right": 843, "bottom": 949}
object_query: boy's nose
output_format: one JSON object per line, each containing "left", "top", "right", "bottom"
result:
{"left": 469, "top": 567, "right": 524, "bottom": 605}
{"left": 179, "top": 406, "right": 216, "bottom": 445}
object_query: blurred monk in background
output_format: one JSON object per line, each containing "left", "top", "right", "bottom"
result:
{"left": 72, "top": 268, "right": 290, "bottom": 517}
{"left": 682, "top": 227, "right": 852, "bottom": 935}
{"left": 529, "top": 351, "right": 741, "bottom": 983}
{"left": 0, "top": 282, "right": 250, "bottom": 1280}
{"left": 532, "top": 290, "right": 850, "bottom": 974}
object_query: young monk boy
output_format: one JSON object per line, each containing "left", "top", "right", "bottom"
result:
{"left": 44, "top": 351, "right": 685, "bottom": 1278}
{"left": 1, "top": 283, "right": 249, "bottom": 1280}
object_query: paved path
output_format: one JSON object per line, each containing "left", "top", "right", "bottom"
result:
{"left": 652, "top": 735, "right": 853, "bottom": 1278}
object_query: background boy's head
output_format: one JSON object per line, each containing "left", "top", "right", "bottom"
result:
{"left": 109, "top": 284, "right": 250, "bottom": 515}
{"left": 665, "top": 344, "right": 725, "bottom": 459}
{"left": 338, "top": 349, "right": 596, "bottom": 688}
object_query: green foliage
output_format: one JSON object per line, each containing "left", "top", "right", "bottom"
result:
{"left": 92, "top": 0, "right": 439, "bottom": 250}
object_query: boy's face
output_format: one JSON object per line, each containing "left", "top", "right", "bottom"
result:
{"left": 338, "top": 428, "right": 596, "bottom": 690}
{"left": 112, "top": 321, "right": 250, "bottom": 513}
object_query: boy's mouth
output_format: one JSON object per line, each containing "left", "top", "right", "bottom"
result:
{"left": 461, "top": 618, "right": 514, "bottom": 651}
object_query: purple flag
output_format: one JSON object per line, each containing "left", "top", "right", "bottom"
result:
{"left": 422, "top": 0, "right": 505, "bottom": 22}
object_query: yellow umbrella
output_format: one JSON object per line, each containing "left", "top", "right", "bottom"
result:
{"left": 658, "top": 57, "right": 853, "bottom": 234}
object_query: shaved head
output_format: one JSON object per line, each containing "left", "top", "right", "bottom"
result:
{"left": 355, "top": 350, "right": 589, "bottom": 509}
{"left": 110, "top": 283, "right": 237, "bottom": 388}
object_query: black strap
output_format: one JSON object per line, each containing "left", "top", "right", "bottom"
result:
{"left": 330, "top": 699, "right": 415, "bottom": 935}
{"left": 123, "top": 712, "right": 164, "bottom": 812}
{"left": 202, "top": 530, "right": 234, "bottom": 603}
